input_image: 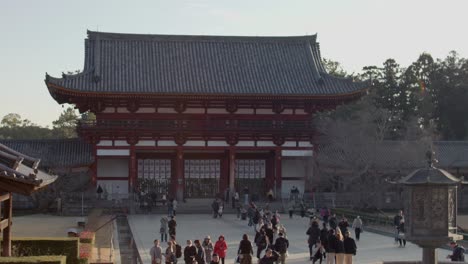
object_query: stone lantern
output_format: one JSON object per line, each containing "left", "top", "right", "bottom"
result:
{"left": 398, "top": 151, "right": 465, "bottom": 264}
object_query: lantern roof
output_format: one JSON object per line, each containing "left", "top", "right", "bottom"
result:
{"left": 399, "top": 166, "right": 462, "bottom": 185}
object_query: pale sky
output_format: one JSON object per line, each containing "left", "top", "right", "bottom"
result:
{"left": 1, "top": 0, "right": 467, "bottom": 127}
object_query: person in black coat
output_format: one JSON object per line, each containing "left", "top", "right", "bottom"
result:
{"left": 343, "top": 231, "right": 357, "bottom": 263}
{"left": 307, "top": 220, "right": 321, "bottom": 260}
{"left": 447, "top": 241, "right": 465, "bottom": 262}
{"left": 319, "top": 222, "right": 329, "bottom": 258}
{"left": 237, "top": 234, "right": 253, "bottom": 264}
{"left": 183, "top": 240, "right": 197, "bottom": 264}
{"left": 274, "top": 232, "right": 289, "bottom": 264}
{"left": 168, "top": 216, "right": 177, "bottom": 238}
{"left": 194, "top": 239, "right": 205, "bottom": 264}
{"left": 329, "top": 214, "right": 338, "bottom": 230}
{"left": 397, "top": 220, "right": 406, "bottom": 247}
{"left": 327, "top": 229, "right": 337, "bottom": 262}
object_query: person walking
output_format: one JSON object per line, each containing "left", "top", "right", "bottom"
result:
{"left": 202, "top": 236, "right": 214, "bottom": 263}
{"left": 274, "top": 232, "right": 289, "bottom": 264}
{"left": 255, "top": 230, "right": 269, "bottom": 259}
{"left": 334, "top": 228, "right": 345, "bottom": 264}
{"left": 183, "top": 240, "right": 197, "bottom": 264}
{"left": 218, "top": 200, "right": 224, "bottom": 218}
{"left": 397, "top": 218, "right": 406, "bottom": 248}
{"left": 447, "top": 241, "right": 465, "bottom": 262}
{"left": 326, "top": 229, "right": 336, "bottom": 264}
{"left": 237, "top": 234, "right": 254, "bottom": 264}
{"left": 351, "top": 216, "right": 363, "bottom": 241}
{"left": 311, "top": 240, "right": 325, "bottom": 264}
{"left": 338, "top": 217, "right": 349, "bottom": 235}
{"left": 160, "top": 217, "right": 168, "bottom": 242}
{"left": 329, "top": 214, "right": 338, "bottom": 230}
{"left": 393, "top": 210, "right": 403, "bottom": 244}
{"left": 213, "top": 235, "right": 227, "bottom": 264}
{"left": 212, "top": 199, "right": 219, "bottom": 218}
{"left": 168, "top": 198, "right": 174, "bottom": 216}
{"left": 172, "top": 199, "right": 178, "bottom": 216}
{"left": 165, "top": 241, "right": 176, "bottom": 264}
{"left": 150, "top": 239, "right": 164, "bottom": 264}
{"left": 320, "top": 222, "right": 329, "bottom": 259}
{"left": 307, "top": 220, "right": 321, "bottom": 260}
{"left": 194, "top": 240, "right": 206, "bottom": 264}
{"left": 343, "top": 231, "right": 357, "bottom": 264}
{"left": 210, "top": 254, "right": 221, "bottom": 264}
{"left": 168, "top": 216, "right": 177, "bottom": 239}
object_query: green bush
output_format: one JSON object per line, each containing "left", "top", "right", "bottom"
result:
{"left": 0, "top": 255, "right": 66, "bottom": 264}
{"left": 1, "top": 237, "right": 80, "bottom": 264}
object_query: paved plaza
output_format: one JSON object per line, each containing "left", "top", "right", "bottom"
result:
{"left": 129, "top": 214, "right": 453, "bottom": 264}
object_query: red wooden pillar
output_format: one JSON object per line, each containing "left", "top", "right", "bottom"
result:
{"left": 275, "top": 149, "right": 282, "bottom": 199}
{"left": 265, "top": 153, "right": 274, "bottom": 193}
{"left": 1, "top": 192, "right": 12, "bottom": 257}
{"left": 91, "top": 145, "right": 98, "bottom": 186}
{"left": 228, "top": 148, "right": 236, "bottom": 195}
{"left": 129, "top": 145, "right": 137, "bottom": 191}
{"left": 175, "top": 148, "right": 184, "bottom": 201}
{"left": 219, "top": 150, "right": 230, "bottom": 197}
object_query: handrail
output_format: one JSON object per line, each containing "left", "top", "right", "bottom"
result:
{"left": 93, "top": 214, "right": 127, "bottom": 233}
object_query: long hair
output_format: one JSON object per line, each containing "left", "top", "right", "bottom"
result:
{"left": 335, "top": 228, "right": 344, "bottom": 241}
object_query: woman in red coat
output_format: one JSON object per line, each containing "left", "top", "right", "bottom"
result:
{"left": 213, "top": 235, "right": 228, "bottom": 264}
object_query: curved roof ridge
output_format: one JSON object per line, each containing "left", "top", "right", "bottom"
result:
{"left": 46, "top": 68, "right": 94, "bottom": 82}
{"left": 87, "top": 30, "right": 317, "bottom": 43}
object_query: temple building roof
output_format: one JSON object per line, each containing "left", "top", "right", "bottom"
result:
{"left": 45, "top": 30, "right": 366, "bottom": 99}
{"left": 0, "top": 139, "right": 93, "bottom": 169}
{"left": 0, "top": 143, "right": 57, "bottom": 195}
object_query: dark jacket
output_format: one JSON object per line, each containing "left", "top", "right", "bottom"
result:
{"left": 259, "top": 251, "right": 279, "bottom": 264}
{"left": 344, "top": 237, "right": 357, "bottom": 255}
{"left": 450, "top": 245, "right": 465, "bottom": 261}
{"left": 183, "top": 245, "right": 197, "bottom": 263}
{"left": 195, "top": 246, "right": 205, "bottom": 264}
{"left": 168, "top": 219, "right": 177, "bottom": 230}
{"left": 265, "top": 228, "right": 274, "bottom": 244}
{"left": 327, "top": 234, "right": 337, "bottom": 253}
{"left": 238, "top": 239, "right": 254, "bottom": 255}
{"left": 306, "top": 225, "right": 321, "bottom": 245}
{"left": 320, "top": 228, "right": 329, "bottom": 251}
{"left": 274, "top": 237, "right": 289, "bottom": 254}
{"left": 329, "top": 217, "right": 337, "bottom": 229}
{"left": 394, "top": 215, "right": 403, "bottom": 226}
{"left": 334, "top": 239, "right": 345, "bottom": 254}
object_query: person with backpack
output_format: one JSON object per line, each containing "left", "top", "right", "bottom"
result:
{"left": 447, "top": 241, "right": 465, "bottom": 262}
{"left": 170, "top": 237, "right": 182, "bottom": 264}
{"left": 183, "top": 240, "right": 197, "bottom": 264}
{"left": 213, "top": 235, "right": 227, "bottom": 264}
{"left": 168, "top": 216, "right": 177, "bottom": 238}
{"left": 274, "top": 232, "right": 289, "bottom": 264}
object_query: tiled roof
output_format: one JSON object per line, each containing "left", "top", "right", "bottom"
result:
{"left": 399, "top": 167, "right": 461, "bottom": 185}
{"left": 0, "top": 139, "right": 93, "bottom": 168}
{"left": 0, "top": 143, "right": 57, "bottom": 194}
{"left": 45, "top": 31, "right": 366, "bottom": 97}
{"left": 433, "top": 141, "right": 468, "bottom": 168}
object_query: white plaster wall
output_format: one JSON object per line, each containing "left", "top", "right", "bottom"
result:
{"left": 136, "top": 140, "right": 156, "bottom": 147}
{"left": 256, "top": 109, "right": 275, "bottom": 114}
{"left": 207, "top": 108, "right": 229, "bottom": 114}
{"left": 136, "top": 107, "right": 156, "bottom": 113}
{"left": 97, "top": 180, "right": 129, "bottom": 199}
{"left": 158, "top": 107, "right": 177, "bottom": 113}
{"left": 282, "top": 158, "right": 308, "bottom": 178}
{"left": 102, "top": 107, "right": 115, "bottom": 113}
{"left": 236, "top": 141, "right": 255, "bottom": 147}
{"left": 185, "top": 108, "right": 205, "bottom": 114}
{"left": 97, "top": 158, "right": 129, "bottom": 177}
{"left": 97, "top": 149, "right": 130, "bottom": 156}
{"left": 116, "top": 107, "right": 130, "bottom": 113}
{"left": 114, "top": 140, "right": 130, "bottom": 146}
{"left": 97, "top": 140, "right": 113, "bottom": 146}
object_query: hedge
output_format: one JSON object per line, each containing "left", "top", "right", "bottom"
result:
{"left": 0, "top": 255, "right": 66, "bottom": 264}
{"left": 1, "top": 237, "right": 83, "bottom": 264}
{"left": 332, "top": 208, "right": 394, "bottom": 226}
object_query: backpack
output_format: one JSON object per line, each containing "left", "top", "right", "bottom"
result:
{"left": 175, "top": 244, "right": 182, "bottom": 258}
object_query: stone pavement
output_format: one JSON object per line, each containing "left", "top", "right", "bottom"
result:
{"left": 128, "top": 214, "right": 454, "bottom": 264}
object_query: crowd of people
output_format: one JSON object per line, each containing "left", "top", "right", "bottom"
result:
{"left": 149, "top": 200, "right": 465, "bottom": 264}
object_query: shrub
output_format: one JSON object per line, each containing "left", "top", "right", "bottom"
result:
{"left": 0, "top": 255, "right": 66, "bottom": 264}
{"left": 1, "top": 237, "right": 80, "bottom": 264}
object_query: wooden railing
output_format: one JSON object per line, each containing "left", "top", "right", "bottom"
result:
{"left": 78, "top": 119, "right": 314, "bottom": 133}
